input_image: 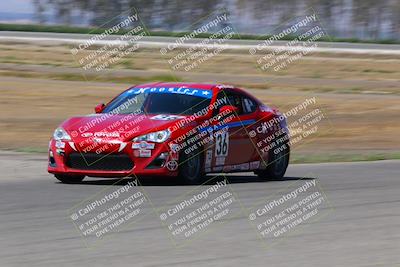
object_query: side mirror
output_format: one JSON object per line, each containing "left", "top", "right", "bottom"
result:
{"left": 219, "top": 105, "right": 239, "bottom": 114}
{"left": 94, "top": 103, "right": 105, "bottom": 113}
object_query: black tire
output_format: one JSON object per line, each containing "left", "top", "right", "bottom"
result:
{"left": 257, "top": 144, "right": 290, "bottom": 180}
{"left": 55, "top": 174, "right": 85, "bottom": 184}
{"left": 178, "top": 150, "right": 204, "bottom": 185}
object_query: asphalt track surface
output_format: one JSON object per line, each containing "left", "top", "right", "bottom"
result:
{"left": 0, "top": 150, "right": 399, "bottom": 267}
{"left": 1, "top": 31, "right": 400, "bottom": 55}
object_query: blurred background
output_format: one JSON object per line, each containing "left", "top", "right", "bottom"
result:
{"left": 0, "top": 0, "right": 399, "bottom": 40}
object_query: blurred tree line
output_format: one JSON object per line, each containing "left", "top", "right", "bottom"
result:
{"left": 32, "top": 0, "right": 400, "bottom": 40}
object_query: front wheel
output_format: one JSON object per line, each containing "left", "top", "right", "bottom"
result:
{"left": 256, "top": 144, "right": 290, "bottom": 180}
{"left": 178, "top": 150, "right": 204, "bottom": 185}
{"left": 54, "top": 174, "right": 85, "bottom": 184}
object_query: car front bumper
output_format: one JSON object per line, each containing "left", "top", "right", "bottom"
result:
{"left": 47, "top": 139, "right": 179, "bottom": 178}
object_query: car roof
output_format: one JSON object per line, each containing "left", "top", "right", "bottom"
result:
{"left": 134, "top": 82, "right": 234, "bottom": 91}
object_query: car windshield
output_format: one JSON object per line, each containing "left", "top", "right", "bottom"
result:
{"left": 102, "top": 87, "right": 212, "bottom": 115}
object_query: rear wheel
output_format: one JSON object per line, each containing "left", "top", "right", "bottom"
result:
{"left": 257, "top": 144, "right": 290, "bottom": 180}
{"left": 55, "top": 174, "right": 85, "bottom": 184}
{"left": 179, "top": 150, "right": 204, "bottom": 185}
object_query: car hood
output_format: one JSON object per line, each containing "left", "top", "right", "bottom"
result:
{"left": 60, "top": 113, "right": 190, "bottom": 142}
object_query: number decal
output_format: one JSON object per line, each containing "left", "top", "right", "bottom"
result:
{"left": 215, "top": 131, "right": 229, "bottom": 157}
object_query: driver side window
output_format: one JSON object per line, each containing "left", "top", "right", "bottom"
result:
{"left": 215, "top": 90, "right": 243, "bottom": 115}
{"left": 242, "top": 97, "right": 257, "bottom": 114}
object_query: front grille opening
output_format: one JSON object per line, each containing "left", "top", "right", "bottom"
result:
{"left": 66, "top": 153, "right": 133, "bottom": 171}
{"left": 146, "top": 153, "right": 167, "bottom": 169}
{"left": 49, "top": 150, "right": 56, "bottom": 166}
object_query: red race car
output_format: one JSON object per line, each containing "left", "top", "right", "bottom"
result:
{"left": 48, "top": 82, "right": 290, "bottom": 184}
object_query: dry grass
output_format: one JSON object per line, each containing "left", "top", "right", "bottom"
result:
{"left": 0, "top": 42, "right": 399, "bottom": 161}
{"left": 0, "top": 43, "right": 399, "bottom": 94}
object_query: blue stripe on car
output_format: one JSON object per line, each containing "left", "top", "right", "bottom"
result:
{"left": 199, "top": 119, "right": 256, "bottom": 133}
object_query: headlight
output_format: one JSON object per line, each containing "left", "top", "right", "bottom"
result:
{"left": 133, "top": 129, "right": 170, "bottom": 143}
{"left": 53, "top": 127, "right": 71, "bottom": 141}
